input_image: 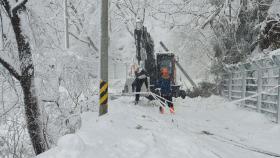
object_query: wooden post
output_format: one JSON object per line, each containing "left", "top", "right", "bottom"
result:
{"left": 221, "top": 74, "right": 225, "bottom": 97}
{"left": 257, "top": 69, "right": 262, "bottom": 112}
{"left": 228, "top": 72, "right": 232, "bottom": 100}
{"left": 241, "top": 66, "right": 246, "bottom": 106}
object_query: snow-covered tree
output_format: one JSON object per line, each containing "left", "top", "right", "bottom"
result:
{"left": 0, "top": 0, "right": 47, "bottom": 155}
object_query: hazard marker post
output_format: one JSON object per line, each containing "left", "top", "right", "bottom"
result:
{"left": 99, "top": 80, "right": 108, "bottom": 115}
{"left": 99, "top": 0, "right": 109, "bottom": 116}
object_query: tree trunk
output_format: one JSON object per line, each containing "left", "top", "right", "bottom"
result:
{"left": 10, "top": 10, "right": 47, "bottom": 155}
{"left": 20, "top": 77, "right": 47, "bottom": 155}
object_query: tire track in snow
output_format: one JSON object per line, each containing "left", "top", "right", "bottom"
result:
{"left": 167, "top": 114, "right": 280, "bottom": 158}
{"left": 130, "top": 101, "right": 223, "bottom": 158}
{"left": 117, "top": 97, "right": 279, "bottom": 158}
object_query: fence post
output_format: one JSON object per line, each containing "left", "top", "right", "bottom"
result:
{"left": 223, "top": 74, "right": 227, "bottom": 97}
{"left": 241, "top": 66, "right": 246, "bottom": 106}
{"left": 257, "top": 68, "right": 262, "bottom": 112}
{"left": 228, "top": 72, "right": 232, "bottom": 100}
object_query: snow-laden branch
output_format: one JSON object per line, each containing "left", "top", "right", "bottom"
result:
{"left": 1, "top": 0, "right": 12, "bottom": 17}
{"left": 200, "top": 5, "right": 224, "bottom": 29}
{"left": 11, "top": 0, "right": 28, "bottom": 15}
{"left": 69, "top": 32, "right": 99, "bottom": 52}
{"left": 0, "top": 56, "right": 21, "bottom": 80}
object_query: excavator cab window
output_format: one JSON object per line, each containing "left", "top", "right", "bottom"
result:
{"left": 156, "top": 54, "right": 175, "bottom": 84}
{"left": 159, "top": 59, "right": 172, "bottom": 75}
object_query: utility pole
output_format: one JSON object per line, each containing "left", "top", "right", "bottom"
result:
{"left": 64, "top": 0, "right": 69, "bottom": 49}
{"left": 99, "top": 0, "right": 109, "bottom": 116}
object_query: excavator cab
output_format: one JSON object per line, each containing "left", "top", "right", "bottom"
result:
{"left": 156, "top": 53, "right": 176, "bottom": 84}
{"left": 150, "top": 53, "right": 186, "bottom": 99}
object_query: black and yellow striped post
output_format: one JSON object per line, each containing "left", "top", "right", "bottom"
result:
{"left": 99, "top": 80, "right": 108, "bottom": 115}
{"left": 99, "top": 0, "right": 109, "bottom": 116}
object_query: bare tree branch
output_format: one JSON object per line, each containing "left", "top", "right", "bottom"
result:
{"left": 69, "top": 32, "right": 98, "bottom": 52}
{"left": 1, "top": 0, "right": 11, "bottom": 17}
{"left": 201, "top": 5, "right": 224, "bottom": 29}
{"left": 67, "top": 1, "right": 99, "bottom": 52}
{"left": 86, "top": 36, "right": 99, "bottom": 52}
{"left": 0, "top": 56, "right": 21, "bottom": 80}
{"left": 0, "top": 99, "right": 19, "bottom": 117}
{"left": 115, "top": 2, "right": 134, "bottom": 37}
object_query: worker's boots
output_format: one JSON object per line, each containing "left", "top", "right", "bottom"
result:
{"left": 159, "top": 106, "right": 164, "bottom": 114}
{"left": 169, "top": 104, "right": 175, "bottom": 114}
{"left": 134, "top": 100, "right": 139, "bottom": 105}
{"left": 159, "top": 105, "right": 174, "bottom": 114}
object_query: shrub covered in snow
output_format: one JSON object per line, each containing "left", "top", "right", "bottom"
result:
{"left": 260, "top": 17, "right": 280, "bottom": 50}
{"left": 186, "top": 82, "right": 219, "bottom": 98}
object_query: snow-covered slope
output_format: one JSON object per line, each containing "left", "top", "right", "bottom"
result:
{"left": 37, "top": 94, "right": 280, "bottom": 158}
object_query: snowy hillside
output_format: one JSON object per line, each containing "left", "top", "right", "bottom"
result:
{"left": 37, "top": 81, "right": 280, "bottom": 158}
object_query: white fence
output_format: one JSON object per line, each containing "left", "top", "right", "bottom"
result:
{"left": 222, "top": 55, "right": 280, "bottom": 123}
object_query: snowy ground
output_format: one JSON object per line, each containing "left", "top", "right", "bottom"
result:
{"left": 37, "top": 92, "right": 280, "bottom": 158}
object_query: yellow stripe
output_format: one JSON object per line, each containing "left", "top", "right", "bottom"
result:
{"left": 100, "top": 83, "right": 108, "bottom": 94}
{"left": 100, "top": 93, "right": 108, "bottom": 105}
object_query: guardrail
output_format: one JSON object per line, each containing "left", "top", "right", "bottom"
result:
{"left": 222, "top": 54, "right": 280, "bottom": 123}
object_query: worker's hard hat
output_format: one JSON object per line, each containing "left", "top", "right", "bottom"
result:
{"left": 161, "top": 68, "right": 169, "bottom": 76}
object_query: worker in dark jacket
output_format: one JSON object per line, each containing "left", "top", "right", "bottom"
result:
{"left": 132, "top": 66, "right": 149, "bottom": 104}
{"left": 156, "top": 67, "right": 174, "bottom": 113}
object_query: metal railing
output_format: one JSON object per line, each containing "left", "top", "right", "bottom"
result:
{"left": 222, "top": 54, "right": 280, "bottom": 123}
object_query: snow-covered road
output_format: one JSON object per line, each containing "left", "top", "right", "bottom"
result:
{"left": 37, "top": 95, "right": 280, "bottom": 158}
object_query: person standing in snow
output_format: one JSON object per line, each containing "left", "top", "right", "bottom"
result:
{"left": 156, "top": 68, "right": 174, "bottom": 114}
{"left": 132, "top": 65, "right": 149, "bottom": 104}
